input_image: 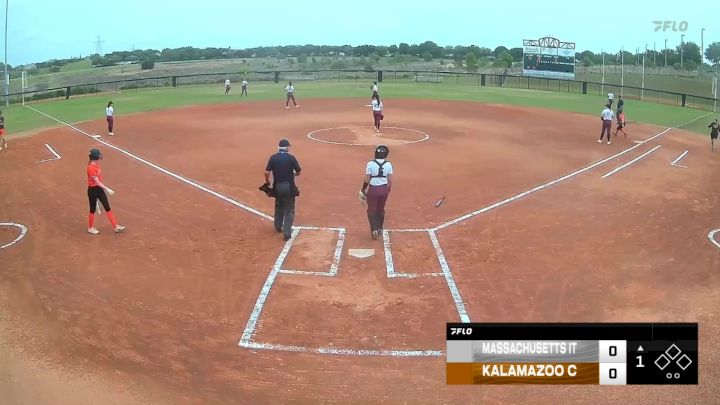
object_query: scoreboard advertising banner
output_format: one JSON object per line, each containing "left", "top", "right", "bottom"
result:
{"left": 446, "top": 323, "right": 698, "bottom": 385}
{"left": 523, "top": 37, "right": 576, "bottom": 79}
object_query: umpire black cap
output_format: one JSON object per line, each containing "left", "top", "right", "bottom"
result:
{"left": 279, "top": 139, "right": 291, "bottom": 147}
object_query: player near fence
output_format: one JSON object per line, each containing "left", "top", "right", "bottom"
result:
{"left": 359, "top": 145, "right": 393, "bottom": 240}
{"left": 106, "top": 101, "right": 114, "bottom": 136}
{"left": 709, "top": 118, "right": 719, "bottom": 151}
{"left": 616, "top": 95, "right": 624, "bottom": 114}
{"left": 371, "top": 94, "right": 384, "bottom": 133}
{"left": 241, "top": 79, "right": 248, "bottom": 96}
{"left": 86, "top": 148, "right": 125, "bottom": 235}
{"left": 0, "top": 110, "right": 7, "bottom": 151}
{"left": 265, "top": 139, "right": 302, "bottom": 241}
{"left": 371, "top": 81, "right": 379, "bottom": 97}
{"left": 285, "top": 81, "right": 299, "bottom": 108}
{"left": 614, "top": 110, "right": 628, "bottom": 139}
{"left": 225, "top": 79, "right": 232, "bottom": 95}
{"left": 598, "top": 104, "right": 614, "bottom": 145}
{"left": 607, "top": 91, "right": 615, "bottom": 108}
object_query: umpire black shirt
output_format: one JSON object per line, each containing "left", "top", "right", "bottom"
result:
{"left": 266, "top": 152, "right": 301, "bottom": 186}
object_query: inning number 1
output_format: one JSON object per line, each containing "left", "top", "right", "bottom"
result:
{"left": 636, "top": 355, "right": 645, "bottom": 368}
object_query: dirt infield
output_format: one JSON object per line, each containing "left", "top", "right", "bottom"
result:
{"left": 1, "top": 98, "right": 719, "bottom": 404}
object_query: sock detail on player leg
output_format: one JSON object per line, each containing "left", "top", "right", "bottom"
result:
{"left": 88, "top": 213, "right": 95, "bottom": 228}
{"left": 106, "top": 211, "right": 118, "bottom": 228}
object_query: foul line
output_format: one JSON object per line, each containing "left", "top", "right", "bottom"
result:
{"left": 709, "top": 229, "right": 720, "bottom": 250}
{"left": 671, "top": 150, "right": 689, "bottom": 168}
{"left": 433, "top": 128, "right": 672, "bottom": 231}
{"left": 601, "top": 145, "right": 663, "bottom": 179}
{"left": 428, "top": 230, "right": 470, "bottom": 323}
{"left": 36, "top": 143, "right": 62, "bottom": 163}
{"left": 0, "top": 223, "right": 28, "bottom": 250}
{"left": 674, "top": 111, "right": 714, "bottom": 129}
{"left": 25, "top": 105, "right": 275, "bottom": 222}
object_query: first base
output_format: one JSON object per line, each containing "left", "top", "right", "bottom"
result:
{"left": 348, "top": 249, "right": 375, "bottom": 259}
{"left": 91, "top": 134, "right": 102, "bottom": 139}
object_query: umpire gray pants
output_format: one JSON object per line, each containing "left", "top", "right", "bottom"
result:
{"left": 274, "top": 181, "right": 295, "bottom": 238}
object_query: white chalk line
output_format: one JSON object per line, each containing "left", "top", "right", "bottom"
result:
{"left": 382, "top": 230, "right": 443, "bottom": 279}
{"left": 709, "top": 229, "right": 720, "bottom": 250}
{"left": 0, "top": 223, "right": 28, "bottom": 250}
{"left": 307, "top": 126, "right": 430, "bottom": 146}
{"left": 674, "top": 111, "right": 715, "bottom": 129}
{"left": 670, "top": 150, "right": 689, "bottom": 168}
{"left": 25, "top": 105, "right": 275, "bottom": 222}
{"left": 240, "top": 227, "right": 446, "bottom": 356}
{"left": 428, "top": 230, "right": 470, "bottom": 323}
{"left": 240, "top": 228, "right": 299, "bottom": 345}
{"left": 433, "top": 127, "right": 672, "bottom": 231}
{"left": 240, "top": 341, "right": 442, "bottom": 357}
{"left": 36, "top": 143, "right": 62, "bottom": 163}
{"left": 601, "top": 145, "right": 663, "bottom": 179}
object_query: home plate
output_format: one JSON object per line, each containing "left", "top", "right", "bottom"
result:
{"left": 348, "top": 249, "right": 375, "bottom": 258}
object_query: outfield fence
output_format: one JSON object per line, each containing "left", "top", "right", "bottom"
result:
{"left": 8, "top": 69, "right": 718, "bottom": 112}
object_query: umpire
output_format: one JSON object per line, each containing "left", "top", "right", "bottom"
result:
{"left": 264, "top": 139, "right": 301, "bottom": 241}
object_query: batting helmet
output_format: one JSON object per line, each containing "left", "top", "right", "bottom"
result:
{"left": 89, "top": 148, "right": 102, "bottom": 161}
{"left": 374, "top": 145, "right": 389, "bottom": 159}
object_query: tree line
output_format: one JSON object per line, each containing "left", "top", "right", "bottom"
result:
{"left": 12, "top": 40, "right": 720, "bottom": 73}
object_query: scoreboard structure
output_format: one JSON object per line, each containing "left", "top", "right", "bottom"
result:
{"left": 446, "top": 323, "right": 697, "bottom": 385}
{"left": 522, "top": 37, "right": 576, "bottom": 79}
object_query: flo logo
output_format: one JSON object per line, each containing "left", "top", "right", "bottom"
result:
{"left": 653, "top": 21, "right": 688, "bottom": 32}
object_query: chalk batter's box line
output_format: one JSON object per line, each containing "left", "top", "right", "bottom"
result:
{"left": 239, "top": 226, "right": 446, "bottom": 356}
{"left": 278, "top": 227, "right": 346, "bottom": 277}
{"left": 382, "top": 230, "right": 442, "bottom": 279}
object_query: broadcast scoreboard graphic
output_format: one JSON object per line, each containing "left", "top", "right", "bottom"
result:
{"left": 523, "top": 37, "right": 576, "bottom": 79}
{"left": 446, "top": 323, "right": 697, "bottom": 385}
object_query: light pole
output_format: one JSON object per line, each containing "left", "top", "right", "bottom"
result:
{"left": 701, "top": 28, "right": 705, "bottom": 74}
{"left": 680, "top": 34, "right": 685, "bottom": 69}
{"left": 664, "top": 39, "right": 668, "bottom": 67}
{"left": 4, "top": 0, "right": 8, "bottom": 107}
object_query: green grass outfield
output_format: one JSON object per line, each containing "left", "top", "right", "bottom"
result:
{"left": 6, "top": 81, "right": 718, "bottom": 137}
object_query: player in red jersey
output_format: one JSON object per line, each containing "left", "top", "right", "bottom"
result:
{"left": 87, "top": 148, "right": 125, "bottom": 235}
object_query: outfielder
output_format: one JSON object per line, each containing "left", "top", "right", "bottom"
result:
{"left": 241, "top": 79, "right": 248, "bottom": 96}
{"left": 86, "top": 148, "right": 125, "bottom": 235}
{"left": 225, "top": 78, "right": 232, "bottom": 95}
{"left": 359, "top": 145, "right": 393, "bottom": 240}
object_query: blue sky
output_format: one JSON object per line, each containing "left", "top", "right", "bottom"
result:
{"left": 5, "top": 0, "right": 716, "bottom": 65}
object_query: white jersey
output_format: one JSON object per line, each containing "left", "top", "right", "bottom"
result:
{"left": 286, "top": 85, "right": 295, "bottom": 93}
{"left": 372, "top": 84, "right": 378, "bottom": 92}
{"left": 601, "top": 108, "right": 614, "bottom": 121}
{"left": 106, "top": 106, "right": 114, "bottom": 116}
{"left": 366, "top": 159, "right": 393, "bottom": 186}
{"left": 242, "top": 80, "right": 248, "bottom": 86}
{"left": 225, "top": 79, "right": 231, "bottom": 86}
{"left": 371, "top": 99, "right": 383, "bottom": 111}
{"left": 608, "top": 92, "right": 614, "bottom": 100}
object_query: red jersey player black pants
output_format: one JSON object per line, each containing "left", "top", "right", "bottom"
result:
{"left": 88, "top": 186, "right": 111, "bottom": 213}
